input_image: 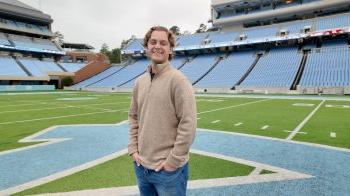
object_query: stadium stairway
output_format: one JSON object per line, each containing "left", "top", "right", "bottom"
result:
{"left": 12, "top": 56, "right": 32, "bottom": 76}
{"left": 290, "top": 50, "right": 309, "bottom": 90}
{"left": 192, "top": 54, "right": 227, "bottom": 85}
{"left": 232, "top": 52, "right": 262, "bottom": 90}
{"left": 55, "top": 62, "right": 68, "bottom": 72}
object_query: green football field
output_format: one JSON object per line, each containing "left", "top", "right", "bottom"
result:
{"left": 0, "top": 91, "right": 349, "bottom": 195}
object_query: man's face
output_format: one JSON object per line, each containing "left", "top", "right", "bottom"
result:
{"left": 147, "top": 30, "right": 172, "bottom": 64}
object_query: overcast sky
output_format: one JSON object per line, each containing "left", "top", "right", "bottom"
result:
{"left": 19, "top": 0, "right": 212, "bottom": 51}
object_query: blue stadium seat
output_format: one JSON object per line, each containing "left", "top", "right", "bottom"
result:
{"left": 19, "top": 58, "right": 62, "bottom": 76}
{"left": 316, "top": 13, "right": 350, "bottom": 30}
{"left": 119, "top": 57, "right": 187, "bottom": 88}
{"left": 179, "top": 54, "right": 218, "bottom": 84}
{"left": 73, "top": 66, "right": 124, "bottom": 88}
{"left": 0, "top": 33, "right": 10, "bottom": 46}
{"left": 60, "top": 62, "right": 86, "bottom": 72}
{"left": 195, "top": 51, "right": 256, "bottom": 88}
{"left": 299, "top": 42, "right": 350, "bottom": 87}
{"left": 124, "top": 39, "right": 143, "bottom": 51}
{"left": 242, "top": 25, "right": 279, "bottom": 39}
{"left": 207, "top": 31, "right": 238, "bottom": 43}
{"left": 177, "top": 33, "right": 208, "bottom": 46}
{"left": 239, "top": 47, "right": 302, "bottom": 88}
{"left": 89, "top": 59, "right": 149, "bottom": 87}
{"left": 0, "top": 56, "right": 28, "bottom": 76}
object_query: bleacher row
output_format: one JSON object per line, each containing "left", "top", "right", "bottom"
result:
{"left": 0, "top": 56, "right": 85, "bottom": 77}
{"left": 0, "top": 17, "right": 51, "bottom": 35}
{"left": 218, "top": 0, "right": 320, "bottom": 19}
{"left": 73, "top": 40, "right": 350, "bottom": 90}
{"left": 124, "top": 13, "right": 350, "bottom": 51}
{"left": 0, "top": 32, "right": 60, "bottom": 52}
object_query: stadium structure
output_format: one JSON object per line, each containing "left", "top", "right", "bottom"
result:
{"left": 0, "top": 0, "right": 109, "bottom": 91}
{"left": 67, "top": 0, "right": 350, "bottom": 95}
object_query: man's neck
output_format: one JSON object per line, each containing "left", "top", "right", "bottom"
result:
{"left": 150, "top": 60, "right": 169, "bottom": 74}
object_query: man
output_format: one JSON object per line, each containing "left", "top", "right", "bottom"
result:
{"left": 128, "top": 26, "right": 197, "bottom": 196}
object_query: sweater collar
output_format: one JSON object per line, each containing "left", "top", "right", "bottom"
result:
{"left": 148, "top": 61, "right": 170, "bottom": 75}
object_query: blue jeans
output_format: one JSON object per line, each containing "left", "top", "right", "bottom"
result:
{"left": 133, "top": 161, "right": 189, "bottom": 196}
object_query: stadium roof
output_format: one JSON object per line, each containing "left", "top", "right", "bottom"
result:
{"left": 0, "top": 0, "right": 52, "bottom": 24}
{"left": 61, "top": 42, "right": 95, "bottom": 50}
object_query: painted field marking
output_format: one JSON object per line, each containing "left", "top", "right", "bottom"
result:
{"left": 325, "top": 104, "right": 350, "bottom": 109}
{"left": 234, "top": 122, "right": 243, "bottom": 126}
{"left": 56, "top": 97, "right": 98, "bottom": 101}
{"left": 292, "top": 103, "right": 315, "bottom": 107}
{"left": 0, "top": 106, "right": 73, "bottom": 114}
{"left": 211, "top": 120, "right": 221, "bottom": 124}
{"left": 197, "top": 99, "right": 224, "bottom": 103}
{"left": 0, "top": 108, "right": 128, "bottom": 125}
{"left": 249, "top": 167, "right": 263, "bottom": 176}
{"left": 284, "top": 130, "right": 307, "bottom": 134}
{"left": 0, "top": 102, "right": 47, "bottom": 108}
{"left": 198, "top": 99, "right": 270, "bottom": 115}
{"left": 330, "top": 132, "right": 337, "bottom": 138}
{"left": 286, "top": 100, "right": 325, "bottom": 140}
{"left": 261, "top": 125, "right": 269, "bottom": 130}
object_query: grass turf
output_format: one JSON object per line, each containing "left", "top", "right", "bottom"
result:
{"left": 14, "top": 153, "right": 255, "bottom": 195}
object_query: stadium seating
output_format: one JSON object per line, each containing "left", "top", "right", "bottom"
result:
{"left": 124, "top": 39, "right": 143, "bottom": 51}
{"left": 299, "top": 41, "right": 350, "bottom": 87}
{"left": 119, "top": 56, "right": 187, "bottom": 88}
{"left": 242, "top": 25, "right": 279, "bottom": 39}
{"left": 179, "top": 54, "right": 218, "bottom": 84}
{"left": 239, "top": 47, "right": 302, "bottom": 88}
{"left": 207, "top": 31, "right": 238, "bottom": 43}
{"left": 60, "top": 62, "right": 86, "bottom": 72}
{"left": 316, "top": 13, "right": 350, "bottom": 30}
{"left": 281, "top": 20, "right": 313, "bottom": 34}
{"left": 195, "top": 51, "right": 256, "bottom": 88}
{"left": 9, "top": 34, "right": 60, "bottom": 51}
{"left": 89, "top": 59, "right": 149, "bottom": 87}
{"left": 0, "top": 56, "right": 28, "bottom": 76}
{"left": 177, "top": 33, "right": 208, "bottom": 46}
{"left": 0, "top": 33, "right": 10, "bottom": 46}
{"left": 19, "top": 58, "right": 62, "bottom": 76}
{"left": 72, "top": 66, "right": 124, "bottom": 88}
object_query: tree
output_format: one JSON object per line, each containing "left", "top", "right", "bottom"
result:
{"left": 109, "top": 48, "right": 121, "bottom": 64}
{"left": 170, "top": 26, "right": 180, "bottom": 35}
{"left": 99, "top": 43, "right": 121, "bottom": 64}
{"left": 100, "top": 43, "right": 110, "bottom": 54}
{"left": 53, "top": 31, "right": 64, "bottom": 45}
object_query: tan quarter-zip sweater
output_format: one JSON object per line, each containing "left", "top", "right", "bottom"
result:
{"left": 128, "top": 61, "right": 197, "bottom": 170}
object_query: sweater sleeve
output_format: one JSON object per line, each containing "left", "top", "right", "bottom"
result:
{"left": 128, "top": 81, "right": 139, "bottom": 155}
{"left": 165, "top": 77, "right": 197, "bottom": 168}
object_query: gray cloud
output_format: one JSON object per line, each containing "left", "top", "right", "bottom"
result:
{"left": 19, "top": 0, "right": 211, "bottom": 51}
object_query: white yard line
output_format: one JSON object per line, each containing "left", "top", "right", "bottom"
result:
{"left": 198, "top": 99, "right": 270, "bottom": 115}
{"left": 261, "top": 125, "right": 269, "bottom": 130}
{"left": 0, "top": 102, "right": 47, "bottom": 108}
{"left": 284, "top": 130, "right": 307, "bottom": 134}
{"left": 0, "top": 109, "right": 127, "bottom": 125}
{"left": 249, "top": 167, "right": 263, "bottom": 176}
{"left": 1, "top": 149, "right": 128, "bottom": 195}
{"left": 211, "top": 120, "right": 221, "bottom": 124}
{"left": 286, "top": 100, "right": 325, "bottom": 140}
{"left": 234, "top": 122, "right": 243, "bottom": 126}
{"left": 0, "top": 106, "right": 73, "bottom": 114}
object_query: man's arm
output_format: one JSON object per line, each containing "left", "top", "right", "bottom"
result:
{"left": 128, "top": 82, "right": 139, "bottom": 156}
{"left": 165, "top": 77, "right": 197, "bottom": 169}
